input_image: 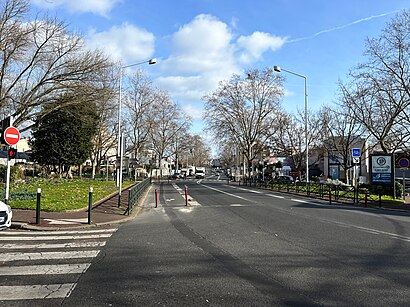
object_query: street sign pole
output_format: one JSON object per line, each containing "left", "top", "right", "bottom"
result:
{"left": 351, "top": 148, "right": 361, "bottom": 204}
{"left": 5, "top": 146, "right": 11, "bottom": 205}
{"left": 4, "top": 117, "right": 13, "bottom": 205}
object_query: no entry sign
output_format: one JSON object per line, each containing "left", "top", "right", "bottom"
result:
{"left": 4, "top": 126, "right": 20, "bottom": 145}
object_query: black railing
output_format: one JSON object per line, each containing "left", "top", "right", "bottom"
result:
{"left": 127, "top": 178, "right": 151, "bottom": 215}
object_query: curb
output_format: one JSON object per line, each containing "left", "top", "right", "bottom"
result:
{"left": 9, "top": 186, "right": 151, "bottom": 231}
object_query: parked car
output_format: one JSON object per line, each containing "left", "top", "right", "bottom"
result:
{"left": 0, "top": 201, "right": 12, "bottom": 229}
{"left": 275, "top": 175, "right": 294, "bottom": 183}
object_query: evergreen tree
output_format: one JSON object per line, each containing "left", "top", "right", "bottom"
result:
{"left": 30, "top": 97, "right": 99, "bottom": 176}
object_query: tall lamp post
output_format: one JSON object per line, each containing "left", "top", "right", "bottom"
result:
{"left": 274, "top": 65, "right": 309, "bottom": 183}
{"left": 117, "top": 58, "right": 157, "bottom": 207}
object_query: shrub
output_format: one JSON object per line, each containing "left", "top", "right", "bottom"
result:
{"left": 0, "top": 165, "right": 23, "bottom": 183}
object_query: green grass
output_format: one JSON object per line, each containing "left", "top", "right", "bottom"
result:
{"left": 2, "top": 178, "right": 135, "bottom": 211}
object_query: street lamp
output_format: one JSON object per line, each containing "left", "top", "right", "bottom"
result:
{"left": 274, "top": 65, "right": 309, "bottom": 183}
{"left": 117, "top": 58, "right": 157, "bottom": 207}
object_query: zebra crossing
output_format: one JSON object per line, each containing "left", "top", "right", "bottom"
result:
{"left": 0, "top": 227, "right": 117, "bottom": 304}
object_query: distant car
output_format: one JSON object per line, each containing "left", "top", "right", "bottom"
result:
{"left": 195, "top": 169, "right": 205, "bottom": 179}
{"left": 171, "top": 173, "right": 181, "bottom": 179}
{"left": 0, "top": 201, "right": 12, "bottom": 229}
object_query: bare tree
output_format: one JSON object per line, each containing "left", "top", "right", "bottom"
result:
{"left": 89, "top": 68, "right": 118, "bottom": 179}
{"left": 342, "top": 10, "right": 410, "bottom": 153}
{"left": 149, "top": 90, "right": 191, "bottom": 176}
{"left": 0, "top": 0, "right": 113, "bottom": 131}
{"left": 186, "top": 134, "right": 211, "bottom": 167}
{"left": 123, "top": 70, "right": 157, "bottom": 166}
{"left": 270, "top": 111, "right": 305, "bottom": 172}
{"left": 319, "top": 103, "right": 364, "bottom": 182}
{"left": 203, "top": 68, "right": 284, "bottom": 176}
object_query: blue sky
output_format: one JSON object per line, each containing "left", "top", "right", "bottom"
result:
{"left": 30, "top": 0, "right": 410, "bottom": 139}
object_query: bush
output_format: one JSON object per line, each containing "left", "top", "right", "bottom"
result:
{"left": 359, "top": 181, "right": 403, "bottom": 198}
{"left": 0, "top": 165, "right": 23, "bottom": 183}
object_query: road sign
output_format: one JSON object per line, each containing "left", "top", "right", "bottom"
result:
{"left": 352, "top": 148, "right": 361, "bottom": 157}
{"left": 353, "top": 157, "right": 360, "bottom": 164}
{"left": 4, "top": 126, "right": 20, "bottom": 145}
{"left": 398, "top": 157, "right": 410, "bottom": 169}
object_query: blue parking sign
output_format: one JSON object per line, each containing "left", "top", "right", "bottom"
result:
{"left": 352, "top": 148, "right": 361, "bottom": 157}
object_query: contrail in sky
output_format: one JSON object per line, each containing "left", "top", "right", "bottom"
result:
{"left": 287, "top": 9, "right": 403, "bottom": 43}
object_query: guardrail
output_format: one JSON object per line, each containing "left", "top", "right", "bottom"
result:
{"left": 127, "top": 178, "right": 151, "bottom": 215}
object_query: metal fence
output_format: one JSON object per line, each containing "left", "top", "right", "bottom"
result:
{"left": 127, "top": 178, "right": 151, "bottom": 215}
{"left": 237, "top": 179, "right": 408, "bottom": 210}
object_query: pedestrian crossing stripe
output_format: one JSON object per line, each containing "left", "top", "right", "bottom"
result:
{"left": 2, "top": 250, "right": 100, "bottom": 262}
{"left": 1, "top": 241, "right": 106, "bottom": 249}
{"left": 0, "top": 263, "right": 90, "bottom": 276}
{"left": 0, "top": 227, "right": 117, "bottom": 302}
{"left": 0, "top": 233, "right": 113, "bottom": 241}
{"left": 1, "top": 228, "right": 117, "bottom": 235}
{"left": 0, "top": 284, "right": 76, "bottom": 300}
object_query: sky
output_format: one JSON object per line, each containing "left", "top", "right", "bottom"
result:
{"left": 29, "top": 0, "right": 410, "bottom": 147}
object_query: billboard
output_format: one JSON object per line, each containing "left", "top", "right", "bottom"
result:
{"left": 370, "top": 154, "right": 393, "bottom": 185}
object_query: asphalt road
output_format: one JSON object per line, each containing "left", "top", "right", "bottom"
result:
{"left": 62, "top": 179, "right": 410, "bottom": 306}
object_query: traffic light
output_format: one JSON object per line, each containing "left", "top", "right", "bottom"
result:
{"left": 8, "top": 147, "right": 17, "bottom": 159}
{"left": 0, "top": 116, "right": 11, "bottom": 144}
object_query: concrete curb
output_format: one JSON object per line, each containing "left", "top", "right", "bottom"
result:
{"left": 9, "top": 186, "right": 152, "bottom": 231}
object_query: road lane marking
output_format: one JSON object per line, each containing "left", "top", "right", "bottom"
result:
{"left": 267, "top": 194, "right": 285, "bottom": 199}
{"left": 172, "top": 183, "right": 201, "bottom": 207}
{"left": 291, "top": 199, "right": 308, "bottom": 203}
{"left": 230, "top": 186, "right": 263, "bottom": 194}
{"left": 202, "top": 184, "right": 247, "bottom": 200}
{"left": 0, "top": 263, "right": 90, "bottom": 276}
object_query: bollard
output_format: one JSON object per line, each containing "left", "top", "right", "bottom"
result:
{"left": 88, "top": 187, "right": 93, "bottom": 225}
{"left": 185, "top": 185, "right": 188, "bottom": 207}
{"left": 364, "top": 193, "right": 368, "bottom": 208}
{"left": 36, "top": 188, "right": 41, "bottom": 224}
{"left": 155, "top": 189, "right": 158, "bottom": 208}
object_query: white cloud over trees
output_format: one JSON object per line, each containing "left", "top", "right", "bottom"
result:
{"left": 86, "top": 23, "right": 155, "bottom": 63}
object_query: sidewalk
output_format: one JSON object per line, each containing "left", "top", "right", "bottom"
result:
{"left": 10, "top": 185, "right": 152, "bottom": 231}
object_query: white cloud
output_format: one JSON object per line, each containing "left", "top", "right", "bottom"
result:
{"left": 85, "top": 23, "right": 155, "bottom": 63}
{"left": 163, "top": 14, "right": 238, "bottom": 74}
{"left": 32, "top": 0, "right": 121, "bottom": 16}
{"left": 182, "top": 104, "right": 204, "bottom": 120}
{"left": 237, "top": 31, "right": 287, "bottom": 64}
{"left": 158, "top": 14, "right": 241, "bottom": 102}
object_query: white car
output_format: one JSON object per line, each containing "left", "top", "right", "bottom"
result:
{"left": 0, "top": 201, "right": 12, "bottom": 229}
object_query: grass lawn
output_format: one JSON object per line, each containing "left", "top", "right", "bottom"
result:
{"left": 1, "top": 178, "right": 135, "bottom": 211}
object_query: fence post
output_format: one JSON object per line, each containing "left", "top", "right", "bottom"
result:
{"left": 127, "top": 189, "right": 131, "bottom": 215}
{"left": 329, "top": 186, "right": 332, "bottom": 205}
{"left": 36, "top": 188, "right": 41, "bottom": 224}
{"left": 88, "top": 187, "right": 93, "bottom": 225}
{"left": 185, "top": 186, "right": 188, "bottom": 206}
